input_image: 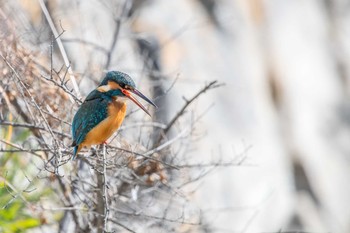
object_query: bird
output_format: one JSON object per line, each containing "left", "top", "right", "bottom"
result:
{"left": 71, "top": 71, "right": 157, "bottom": 159}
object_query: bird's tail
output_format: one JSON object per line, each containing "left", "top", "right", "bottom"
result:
{"left": 71, "top": 141, "right": 81, "bottom": 160}
{"left": 72, "top": 146, "right": 78, "bottom": 160}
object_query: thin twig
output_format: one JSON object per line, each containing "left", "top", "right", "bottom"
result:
{"left": 109, "top": 218, "right": 136, "bottom": 233}
{"left": 38, "top": 0, "right": 81, "bottom": 100}
{"left": 61, "top": 38, "right": 109, "bottom": 54}
{"left": 0, "top": 53, "right": 60, "bottom": 150}
{"left": 0, "top": 175, "right": 30, "bottom": 209}
{"left": 110, "top": 207, "right": 201, "bottom": 226}
{"left": 0, "top": 121, "right": 71, "bottom": 138}
{"left": 40, "top": 74, "right": 82, "bottom": 104}
{"left": 119, "top": 121, "right": 167, "bottom": 130}
{"left": 0, "top": 139, "right": 45, "bottom": 159}
{"left": 0, "top": 148, "right": 51, "bottom": 153}
{"left": 176, "top": 145, "right": 253, "bottom": 168}
{"left": 105, "top": 18, "right": 122, "bottom": 70}
{"left": 104, "top": 0, "right": 132, "bottom": 70}
{"left": 156, "top": 80, "right": 224, "bottom": 144}
{"left": 145, "top": 127, "right": 189, "bottom": 156}
{"left": 107, "top": 146, "right": 179, "bottom": 170}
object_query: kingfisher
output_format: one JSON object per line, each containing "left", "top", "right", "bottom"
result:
{"left": 71, "top": 71, "right": 156, "bottom": 159}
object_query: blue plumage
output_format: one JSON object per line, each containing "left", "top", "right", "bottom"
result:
{"left": 71, "top": 91, "right": 111, "bottom": 159}
{"left": 100, "top": 71, "right": 136, "bottom": 87}
{"left": 71, "top": 71, "right": 156, "bottom": 160}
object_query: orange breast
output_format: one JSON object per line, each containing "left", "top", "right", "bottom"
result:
{"left": 82, "top": 100, "right": 127, "bottom": 148}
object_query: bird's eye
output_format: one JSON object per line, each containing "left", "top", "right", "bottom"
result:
{"left": 119, "top": 83, "right": 126, "bottom": 89}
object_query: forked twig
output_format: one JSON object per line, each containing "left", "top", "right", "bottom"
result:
{"left": 157, "top": 80, "right": 224, "bottom": 144}
{"left": 38, "top": 0, "right": 81, "bottom": 100}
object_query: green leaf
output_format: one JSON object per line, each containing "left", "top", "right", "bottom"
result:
{"left": 2, "top": 218, "right": 40, "bottom": 233}
{"left": 0, "top": 202, "right": 21, "bottom": 221}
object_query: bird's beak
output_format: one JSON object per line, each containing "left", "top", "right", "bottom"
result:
{"left": 121, "top": 88, "right": 157, "bottom": 116}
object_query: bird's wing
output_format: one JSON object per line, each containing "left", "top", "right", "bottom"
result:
{"left": 71, "top": 96, "right": 109, "bottom": 146}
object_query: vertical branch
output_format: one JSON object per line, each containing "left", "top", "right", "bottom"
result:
{"left": 103, "top": 144, "right": 109, "bottom": 232}
{"left": 38, "top": 0, "right": 81, "bottom": 100}
{"left": 96, "top": 165, "right": 104, "bottom": 233}
{"left": 135, "top": 36, "right": 168, "bottom": 147}
{"left": 104, "top": 0, "right": 132, "bottom": 70}
{"left": 104, "top": 19, "right": 121, "bottom": 70}
{"left": 96, "top": 144, "right": 109, "bottom": 233}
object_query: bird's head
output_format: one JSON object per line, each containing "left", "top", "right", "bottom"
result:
{"left": 97, "top": 71, "right": 157, "bottom": 116}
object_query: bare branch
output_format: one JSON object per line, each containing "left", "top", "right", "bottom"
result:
{"left": 104, "top": 1, "right": 131, "bottom": 70}
{"left": 0, "top": 121, "right": 71, "bottom": 138}
{"left": 40, "top": 74, "right": 83, "bottom": 104}
{"left": 104, "top": 19, "right": 122, "bottom": 70}
{"left": 61, "top": 38, "right": 109, "bottom": 54}
{"left": 0, "top": 3, "right": 240, "bottom": 232}
{"left": 106, "top": 145, "right": 179, "bottom": 170}
{"left": 157, "top": 80, "right": 224, "bottom": 144}
{"left": 102, "top": 144, "right": 109, "bottom": 232}
{"left": 0, "top": 139, "right": 44, "bottom": 159}
{"left": 109, "top": 218, "right": 136, "bottom": 233}
{"left": 38, "top": 0, "right": 81, "bottom": 100}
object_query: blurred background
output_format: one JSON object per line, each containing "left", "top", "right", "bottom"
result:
{"left": 1, "top": 0, "right": 350, "bottom": 232}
